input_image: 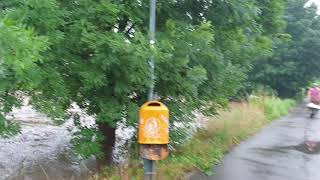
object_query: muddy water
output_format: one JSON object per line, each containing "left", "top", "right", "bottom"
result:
{"left": 0, "top": 99, "right": 205, "bottom": 180}
{"left": 0, "top": 102, "right": 98, "bottom": 180}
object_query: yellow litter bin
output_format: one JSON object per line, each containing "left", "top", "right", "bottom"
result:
{"left": 138, "top": 101, "right": 169, "bottom": 144}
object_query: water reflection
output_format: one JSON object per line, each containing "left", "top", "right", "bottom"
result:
{"left": 296, "top": 141, "right": 320, "bottom": 154}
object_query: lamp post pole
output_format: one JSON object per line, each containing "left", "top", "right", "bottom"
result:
{"left": 148, "top": 0, "right": 156, "bottom": 101}
{"left": 144, "top": 0, "right": 157, "bottom": 180}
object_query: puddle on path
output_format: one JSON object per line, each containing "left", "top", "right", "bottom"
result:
{"left": 293, "top": 141, "right": 320, "bottom": 154}
{"left": 271, "top": 141, "right": 320, "bottom": 155}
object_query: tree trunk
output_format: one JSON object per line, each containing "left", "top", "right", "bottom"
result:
{"left": 98, "top": 123, "right": 116, "bottom": 165}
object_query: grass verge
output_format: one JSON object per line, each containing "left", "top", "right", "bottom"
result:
{"left": 92, "top": 96, "right": 295, "bottom": 180}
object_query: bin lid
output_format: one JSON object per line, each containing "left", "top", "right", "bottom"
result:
{"left": 140, "top": 101, "right": 168, "bottom": 111}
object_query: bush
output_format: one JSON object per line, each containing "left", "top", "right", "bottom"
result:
{"left": 249, "top": 95, "right": 295, "bottom": 120}
{"left": 94, "top": 96, "right": 295, "bottom": 179}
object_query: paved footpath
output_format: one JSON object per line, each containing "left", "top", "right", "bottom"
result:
{"left": 190, "top": 103, "right": 320, "bottom": 180}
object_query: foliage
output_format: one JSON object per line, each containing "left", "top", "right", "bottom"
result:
{"left": 0, "top": 115, "right": 21, "bottom": 138}
{"left": 0, "top": 0, "right": 286, "bottom": 156}
{"left": 248, "top": 0, "right": 320, "bottom": 98}
{"left": 94, "top": 96, "right": 295, "bottom": 179}
{"left": 249, "top": 95, "right": 295, "bottom": 120}
{"left": 0, "top": 19, "right": 48, "bottom": 137}
{"left": 71, "top": 126, "right": 105, "bottom": 159}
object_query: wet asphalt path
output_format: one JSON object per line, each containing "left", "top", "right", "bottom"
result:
{"left": 191, "top": 103, "right": 320, "bottom": 180}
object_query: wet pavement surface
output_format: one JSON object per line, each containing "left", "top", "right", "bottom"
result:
{"left": 190, "top": 103, "right": 320, "bottom": 180}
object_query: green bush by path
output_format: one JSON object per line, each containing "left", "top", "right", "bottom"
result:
{"left": 93, "top": 97, "right": 295, "bottom": 180}
{"left": 249, "top": 95, "right": 295, "bottom": 120}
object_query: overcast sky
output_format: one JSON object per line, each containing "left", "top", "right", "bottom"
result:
{"left": 306, "top": 0, "right": 320, "bottom": 13}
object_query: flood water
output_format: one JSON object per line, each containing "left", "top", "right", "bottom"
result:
{"left": 0, "top": 102, "right": 98, "bottom": 180}
{"left": 0, "top": 98, "right": 207, "bottom": 180}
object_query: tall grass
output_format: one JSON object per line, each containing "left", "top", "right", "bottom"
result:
{"left": 93, "top": 96, "right": 295, "bottom": 180}
{"left": 249, "top": 95, "right": 295, "bottom": 120}
{"left": 157, "top": 102, "right": 268, "bottom": 179}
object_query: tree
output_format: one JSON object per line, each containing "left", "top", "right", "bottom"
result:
{"left": 248, "top": 0, "right": 320, "bottom": 98}
{"left": 0, "top": 0, "right": 286, "bottom": 160}
{"left": 0, "top": 18, "right": 48, "bottom": 137}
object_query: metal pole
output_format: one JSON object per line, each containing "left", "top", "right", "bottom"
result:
{"left": 148, "top": 0, "right": 156, "bottom": 101}
{"left": 144, "top": 0, "right": 157, "bottom": 180}
{"left": 143, "top": 158, "right": 156, "bottom": 180}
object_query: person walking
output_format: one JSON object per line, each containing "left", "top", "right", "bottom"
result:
{"left": 308, "top": 83, "right": 320, "bottom": 104}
